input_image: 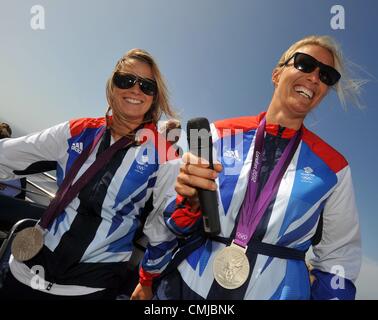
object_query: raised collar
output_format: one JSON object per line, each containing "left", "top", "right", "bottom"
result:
{"left": 257, "top": 111, "right": 301, "bottom": 139}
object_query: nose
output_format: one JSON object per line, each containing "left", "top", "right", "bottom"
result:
{"left": 129, "top": 81, "right": 143, "bottom": 95}
{"left": 306, "top": 67, "right": 320, "bottom": 84}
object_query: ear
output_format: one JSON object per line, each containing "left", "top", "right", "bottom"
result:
{"left": 272, "top": 68, "right": 281, "bottom": 87}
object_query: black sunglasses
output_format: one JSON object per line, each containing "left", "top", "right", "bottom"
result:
{"left": 280, "top": 52, "right": 341, "bottom": 86}
{"left": 113, "top": 72, "right": 157, "bottom": 96}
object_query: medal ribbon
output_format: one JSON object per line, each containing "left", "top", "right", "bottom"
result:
{"left": 39, "top": 127, "right": 134, "bottom": 229}
{"left": 234, "top": 118, "right": 302, "bottom": 248}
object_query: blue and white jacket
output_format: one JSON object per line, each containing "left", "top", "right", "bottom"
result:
{"left": 164, "top": 112, "right": 361, "bottom": 300}
{"left": 0, "top": 117, "right": 180, "bottom": 294}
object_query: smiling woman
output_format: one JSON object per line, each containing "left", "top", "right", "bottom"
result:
{"left": 274, "top": 35, "right": 364, "bottom": 111}
{"left": 112, "top": 62, "right": 156, "bottom": 124}
{"left": 153, "top": 35, "right": 363, "bottom": 300}
{"left": 268, "top": 44, "right": 335, "bottom": 128}
{"left": 0, "top": 48, "right": 180, "bottom": 300}
{"left": 105, "top": 49, "right": 175, "bottom": 141}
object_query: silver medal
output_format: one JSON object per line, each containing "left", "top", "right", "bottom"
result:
{"left": 11, "top": 225, "right": 44, "bottom": 262}
{"left": 213, "top": 241, "right": 250, "bottom": 289}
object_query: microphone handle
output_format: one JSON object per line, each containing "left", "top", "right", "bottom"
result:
{"left": 197, "top": 188, "right": 221, "bottom": 236}
{"left": 196, "top": 144, "right": 220, "bottom": 236}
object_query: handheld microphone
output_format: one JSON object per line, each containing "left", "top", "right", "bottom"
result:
{"left": 187, "top": 117, "right": 221, "bottom": 236}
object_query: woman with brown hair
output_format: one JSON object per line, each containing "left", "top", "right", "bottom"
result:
{"left": 0, "top": 49, "right": 180, "bottom": 299}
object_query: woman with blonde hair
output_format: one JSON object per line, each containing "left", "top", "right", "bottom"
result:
{"left": 153, "top": 35, "right": 362, "bottom": 300}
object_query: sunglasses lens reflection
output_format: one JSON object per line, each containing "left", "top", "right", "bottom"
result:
{"left": 113, "top": 74, "right": 136, "bottom": 90}
{"left": 295, "top": 54, "right": 316, "bottom": 73}
{"left": 140, "top": 81, "right": 157, "bottom": 96}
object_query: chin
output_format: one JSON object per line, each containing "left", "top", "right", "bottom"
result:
{"left": 125, "top": 115, "right": 145, "bottom": 123}
{"left": 289, "top": 104, "right": 314, "bottom": 117}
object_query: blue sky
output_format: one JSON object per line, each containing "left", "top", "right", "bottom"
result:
{"left": 0, "top": 0, "right": 377, "bottom": 298}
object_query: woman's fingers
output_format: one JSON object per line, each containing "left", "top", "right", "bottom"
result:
{"left": 182, "top": 163, "right": 218, "bottom": 180}
{"left": 175, "top": 152, "right": 222, "bottom": 200}
{"left": 178, "top": 160, "right": 219, "bottom": 189}
{"left": 182, "top": 152, "right": 223, "bottom": 173}
{"left": 175, "top": 177, "right": 198, "bottom": 199}
{"left": 176, "top": 170, "right": 217, "bottom": 193}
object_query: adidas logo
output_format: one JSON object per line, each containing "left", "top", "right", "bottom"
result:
{"left": 71, "top": 142, "right": 83, "bottom": 154}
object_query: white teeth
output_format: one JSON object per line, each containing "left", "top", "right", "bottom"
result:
{"left": 294, "top": 86, "right": 314, "bottom": 99}
{"left": 299, "top": 92, "right": 310, "bottom": 99}
{"left": 124, "top": 98, "right": 142, "bottom": 104}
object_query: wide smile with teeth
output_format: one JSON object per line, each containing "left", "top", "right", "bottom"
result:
{"left": 294, "top": 86, "right": 314, "bottom": 100}
{"left": 124, "top": 97, "right": 143, "bottom": 104}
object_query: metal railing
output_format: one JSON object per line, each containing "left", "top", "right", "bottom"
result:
{"left": 27, "top": 178, "right": 55, "bottom": 199}
{"left": 25, "top": 172, "right": 57, "bottom": 206}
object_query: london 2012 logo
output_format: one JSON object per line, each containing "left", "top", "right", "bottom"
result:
{"left": 301, "top": 166, "right": 315, "bottom": 183}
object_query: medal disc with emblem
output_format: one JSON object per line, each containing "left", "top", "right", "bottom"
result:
{"left": 213, "top": 243, "right": 250, "bottom": 289}
{"left": 11, "top": 226, "right": 44, "bottom": 262}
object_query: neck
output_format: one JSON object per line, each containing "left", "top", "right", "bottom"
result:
{"left": 110, "top": 116, "right": 142, "bottom": 141}
{"left": 265, "top": 104, "right": 304, "bottom": 130}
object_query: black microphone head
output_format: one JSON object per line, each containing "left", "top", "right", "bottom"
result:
{"left": 187, "top": 117, "right": 211, "bottom": 145}
{"left": 187, "top": 117, "right": 211, "bottom": 133}
{"left": 187, "top": 117, "right": 213, "bottom": 164}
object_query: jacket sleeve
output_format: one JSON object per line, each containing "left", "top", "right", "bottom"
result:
{"left": 309, "top": 165, "right": 361, "bottom": 300}
{"left": 165, "top": 195, "right": 203, "bottom": 237}
{"left": 139, "top": 157, "right": 181, "bottom": 287}
{"left": 0, "top": 121, "right": 69, "bottom": 180}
